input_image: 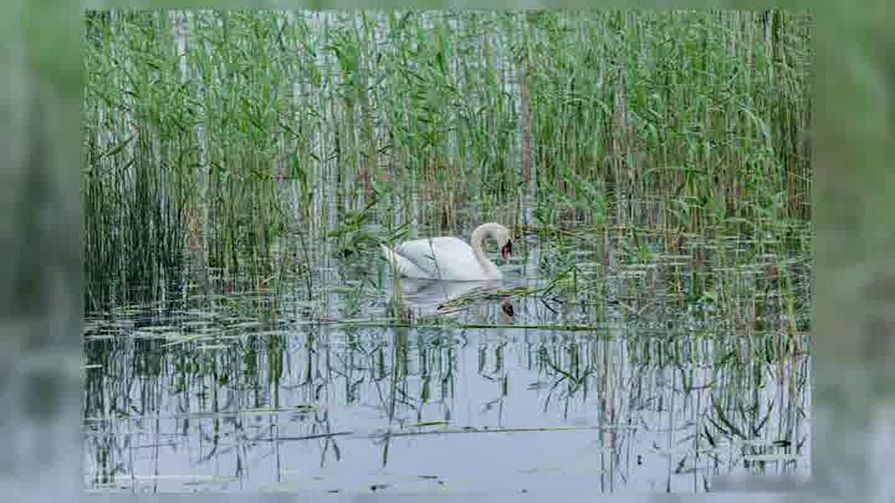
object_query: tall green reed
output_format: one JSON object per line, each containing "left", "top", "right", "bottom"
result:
{"left": 83, "top": 10, "right": 812, "bottom": 311}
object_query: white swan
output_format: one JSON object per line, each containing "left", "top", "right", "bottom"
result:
{"left": 381, "top": 223, "right": 512, "bottom": 281}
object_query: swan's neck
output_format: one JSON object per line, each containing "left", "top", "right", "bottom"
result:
{"left": 470, "top": 224, "right": 501, "bottom": 279}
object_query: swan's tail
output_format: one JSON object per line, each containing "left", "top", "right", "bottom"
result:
{"left": 381, "top": 244, "right": 397, "bottom": 265}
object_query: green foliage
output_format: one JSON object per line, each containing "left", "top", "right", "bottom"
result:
{"left": 83, "top": 10, "right": 812, "bottom": 311}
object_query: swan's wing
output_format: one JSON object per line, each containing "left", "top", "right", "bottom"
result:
{"left": 381, "top": 244, "right": 433, "bottom": 279}
{"left": 393, "top": 237, "right": 480, "bottom": 280}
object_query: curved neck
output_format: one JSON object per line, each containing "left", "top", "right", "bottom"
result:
{"left": 470, "top": 223, "right": 501, "bottom": 278}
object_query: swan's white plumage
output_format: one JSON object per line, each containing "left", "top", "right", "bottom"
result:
{"left": 380, "top": 243, "right": 433, "bottom": 279}
{"left": 383, "top": 238, "right": 490, "bottom": 280}
{"left": 382, "top": 223, "right": 510, "bottom": 281}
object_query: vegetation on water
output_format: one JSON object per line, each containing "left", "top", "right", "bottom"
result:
{"left": 82, "top": 10, "right": 812, "bottom": 492}
{"left": 84, "top": 275, "right": 810, "bottom": 491}
{"left": 83, "top": 10, "right": 811, "bottom": 313}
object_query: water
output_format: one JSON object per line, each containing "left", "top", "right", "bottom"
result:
{"left": 83, "top": 229, "right": 811, "bottom": 493}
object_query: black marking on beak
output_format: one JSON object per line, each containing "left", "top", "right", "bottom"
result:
{"left": 501, "top": 240, "right": 512, "bottom": 263}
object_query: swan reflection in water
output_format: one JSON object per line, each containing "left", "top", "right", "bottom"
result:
{"left": 389, "top": 278, "right": 515, "bottom": 321}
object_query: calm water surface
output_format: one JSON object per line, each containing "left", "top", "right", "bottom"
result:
{"left": 84, "top": 228, "right": 810, "bottom": 493}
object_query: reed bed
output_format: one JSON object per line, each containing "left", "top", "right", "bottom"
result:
{"left": 83, "top": 10, "right": 812, "bottom": 311}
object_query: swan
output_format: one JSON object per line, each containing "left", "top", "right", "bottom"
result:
{"left": 381, "top": 223, "right": 512, "bottom": 281}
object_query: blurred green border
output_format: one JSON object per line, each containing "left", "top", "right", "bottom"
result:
{"left": 83, "top": 1, "right": 811, "bottom": 9}
{"left": 4, "top": 0, "right": 894, "bottom": 500}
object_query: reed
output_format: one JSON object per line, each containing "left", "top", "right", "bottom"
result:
{"left": 83, "top": 10, "right": 811, "bottom": 311}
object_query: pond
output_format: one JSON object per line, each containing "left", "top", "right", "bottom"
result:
{"left": 82, "top": 9, "right": 813, "bottom": 494}
{"left": 84, "top": 219, "right": 811, "bottom": 493}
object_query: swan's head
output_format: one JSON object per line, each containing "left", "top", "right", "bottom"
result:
{"left": 474, "top": 222, "right": 513, "bottom": 264}
{"left": 500, "top": 238, "right": 512, "bottom": 264}
{"left": 493, "top": 226, "right": 512, "bottom": 264}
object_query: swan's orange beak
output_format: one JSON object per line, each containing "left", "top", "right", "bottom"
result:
{"left": 501, "top": 240, "right": 512, "bottom": 263}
